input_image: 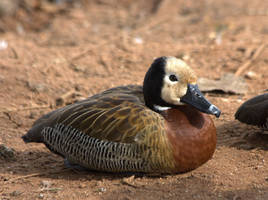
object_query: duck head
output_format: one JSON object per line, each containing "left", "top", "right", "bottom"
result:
{"left": 143, "top": 56, "right": 221, "bottom": 118}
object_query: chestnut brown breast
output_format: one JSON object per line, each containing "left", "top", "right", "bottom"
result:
{"left": 164, "top": 106, "right": 216, "bottom": 172}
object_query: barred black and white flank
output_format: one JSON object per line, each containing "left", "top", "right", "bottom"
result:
{"left": 42, "top": 124, "right": 150, "bottom": 172}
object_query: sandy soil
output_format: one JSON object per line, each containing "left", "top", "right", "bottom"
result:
{"left": 0, "top": 0, "right": 268, "bottom": 199}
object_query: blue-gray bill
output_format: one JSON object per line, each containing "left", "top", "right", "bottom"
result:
{"left": 180, "top": 84, "right": 221, "bottom": 118}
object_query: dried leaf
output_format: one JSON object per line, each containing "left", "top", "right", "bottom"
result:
{"left": 197, "top": 73, "right": 248, "bottom": 94}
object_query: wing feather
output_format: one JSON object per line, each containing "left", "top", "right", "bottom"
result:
{"left": 29, "top": 85, "right": 164, "bottom": 144}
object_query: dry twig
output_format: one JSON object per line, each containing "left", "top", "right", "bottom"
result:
{"left": 3, "top": 112, "right": 21, "bottom": 127}
{"left": 6, "top": 168, "right": 71, "bottom": 183}
{"left": 235, "top": 43, "right": 266, "bottom": 76}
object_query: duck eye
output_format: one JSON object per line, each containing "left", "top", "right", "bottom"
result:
{"left": 169, "top": 74, "right": 178, "bottom": 82}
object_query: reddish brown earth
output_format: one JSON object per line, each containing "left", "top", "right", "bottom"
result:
{"left": 0, "top": 0, "right": 268, "bottom": 199}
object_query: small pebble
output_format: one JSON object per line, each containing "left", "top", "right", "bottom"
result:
{"left": 0, "top": 40, "right": 8, "bottom": 50}
{"left": 26, "top": 81, "right": 48, "bottom": 93}
{"left": 10, "top": 190, "right": 22, "bottom": 196}
{"left": 221, "top": 98, "right": 229, "bottom": 102}
{"left": 182, "top": 54, "right": 190, "bottom": 61}
{"left": 245, "top": 71, "right": 259, "bottom": 80}
{"left": 122, "top": 175, "right": 135, "bottom": 186}
{"left": 29, "top": 111, "right": 38, "bottom": 119}
{"left": 209, "top": 32, "right": 216, "bottom": 40}
{"left": 122, "top": 175, "right": 135, "bottom": 183}
{"left": 133, "top": 37, "right": 143, "bottom": 44}
{"left": 98, "top": 187, "right": 106, "bottom": 193}
{"left": 0, "top": 144, "right": 15, "bottom": 160}
{"left": 39, "top": 193, "right": 44, "bottom": 199}
{"left": 78, "top": 183, "right": 86, "bottom": 189}
{"left": 40, "top": 180, "right": 51, "bottom": 188}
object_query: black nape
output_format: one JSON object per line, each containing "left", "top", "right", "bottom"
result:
{"left": 143, "top": 57, "right": 172, "bottom": 111}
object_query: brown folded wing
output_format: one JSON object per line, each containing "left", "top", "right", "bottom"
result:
{"left": 30, "top": 85, "right": 164, "bottom": 144}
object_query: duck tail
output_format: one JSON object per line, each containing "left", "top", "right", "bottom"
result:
{"left": 22, "top": 125, "right": 44, "bottom": 143}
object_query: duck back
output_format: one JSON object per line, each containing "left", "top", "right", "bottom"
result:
{"left": 235, "top": 93, "right": 268, "bottom": 128}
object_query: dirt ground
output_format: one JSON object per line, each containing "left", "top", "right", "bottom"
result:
{"left": 0, "top": 0, "right": 268, "bottom": 199}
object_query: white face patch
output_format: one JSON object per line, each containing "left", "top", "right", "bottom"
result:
{"left": 178, "top": 86, "right": 187, "bottom": 98}
{"left": 171, "top": 98, "right": 185, "bottom": 105}
{"left": 165, "top": 57, "right": 190, "bottom": 74}
{"left": 160, "top": 57, "right": 196, "bottom": 105}
{"left": 161, "top": 84, "right": 187, "bottom": 106}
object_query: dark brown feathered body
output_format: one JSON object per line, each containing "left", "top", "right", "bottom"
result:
{"left": 23, "top": 85, "right": 216, "bottom": 173}
{"left": 235, "top": 93, "right": 268, "bottom": 129}
{"left": 23, "top": 56, "right": 221, "bottom": 174}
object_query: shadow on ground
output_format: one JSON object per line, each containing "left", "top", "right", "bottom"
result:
{"left": 217, "top": 121, "right": 268, "bottom": 150}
